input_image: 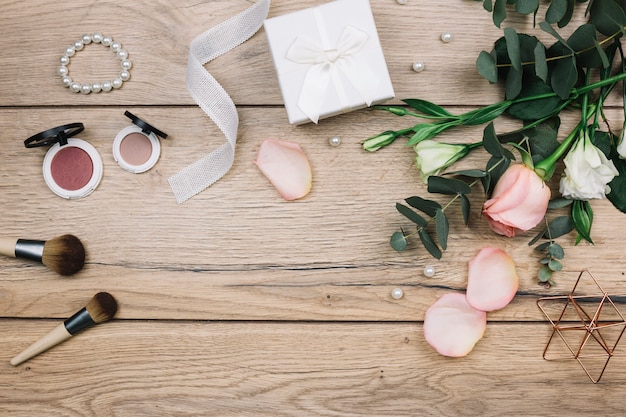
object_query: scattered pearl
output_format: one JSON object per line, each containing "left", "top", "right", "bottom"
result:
{"left": 80, "top": 84, "right": 92, "bottom": 94}
{"left": 424, "top": 265, "right": 436, "bottom": 278}
{"left": 65, "top": 46, "right": 76, "bottom": 57}
{"left": 101, "top": 80, "right": 113, "bottom": 92}
{"left": 69, "top": 82, "right": 81, "bottom": 93}
{"left": 112, "top": 78, "right": 123, "bottom": 89}
{"left": 91, "top": 82, "right": 102, "bottom": 93}
{"left": 396, "top": 0, "right": 408, "bottom": 4}
{"left": 391, "top": 288, "right": 404, "bottom": 300}
{"left": 117, "top": 49, "right": 129, "bottom": 60}
{"left": 412, "top": 61, "right": 425, "bottom": 72}
{"left": 441, "top": 32, "right": 454, "bottom": 43}
{"left": 73, "top": 40, "right": 84, "bottom": 51}
{"left": 92, "top": 33, "right": 103, "bottom": 43}
{"left": 61, "top": 76, "right": 72, "bottom": 87}
{"left": 329, "top": 136, "right": 341, "bottom": 147}
{"left": 57, "top": 66, "right": 69, "bottom": 77}
{"left": 60, "top": 55, "right": 70, "bottom": 65}
{"left": 81, "top": 34, "right": 92, "bottom": 44}
{"left": 121, "top": 59, "right": 133, "bottom": 70}
{"left": 102, "top": 35, "right": 113, "bottom": 47}
{"left": 120, "top": 70, "right": 131, "bottom": 81}
{"left": 110, "top": 41, "right": 122, "bottom": 52}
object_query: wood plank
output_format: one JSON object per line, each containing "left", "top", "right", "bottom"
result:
{"left": 1, "top": 107, "right": 626, "bottom": 321}
{"left": 3, "top": 320, "right": 626, "bottom": 416}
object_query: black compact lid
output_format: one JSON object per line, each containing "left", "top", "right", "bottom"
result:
{"left": 124, "top": 111, "right": 168, "bottom": 139}
{"left": 24, "top": 123, "right": 85, "bottom": 148}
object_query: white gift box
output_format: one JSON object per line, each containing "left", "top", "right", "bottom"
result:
{"left": 263, "top": 0, "right": 395, "bottom": 125}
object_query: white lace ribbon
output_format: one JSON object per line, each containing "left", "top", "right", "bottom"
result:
{"left": 286, "top": 25, "right": 379, "bottom": 124}
{"left": 168, "top": 0, "right": 271, "bottom": 204}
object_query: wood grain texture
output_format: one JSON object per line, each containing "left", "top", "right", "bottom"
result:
{"left": 2, "top": 0, "right": 626, "bottom": 415}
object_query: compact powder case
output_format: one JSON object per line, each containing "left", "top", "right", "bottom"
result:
{"left": 25, "top": 123, "right": 103, "bottom": 199}
{"left": 113, "top": 111, "right": 168, "bottom": 173}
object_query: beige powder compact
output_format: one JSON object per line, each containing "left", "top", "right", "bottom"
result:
{"left": 113, "top": 111, "right": 168, "bottom": 173}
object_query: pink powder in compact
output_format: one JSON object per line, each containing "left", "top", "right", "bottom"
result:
{"left": 50, "top": 146, "right": 94, "bottom": 191}
{"left": 120, "top": 133, "right": 152, "bottom": 166}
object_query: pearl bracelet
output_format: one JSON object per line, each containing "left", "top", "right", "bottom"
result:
{"left": 57, "top": 33, "right": 132, "bottom": 94}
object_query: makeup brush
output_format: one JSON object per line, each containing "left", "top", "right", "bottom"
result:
{"left": 0, "top": 234, "right": 85, "bottom": 275}
{"left": 10, "top": 292, "right": 118, "bottom": 366}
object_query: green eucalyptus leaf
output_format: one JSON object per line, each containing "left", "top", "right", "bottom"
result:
{"left": 483, "top": 0, "right": 493, "bottom": 12}
{"left": 567, "top": 24, "right": 603, "bottom": 68}
{"left": 435, "top": 209, "right": 449, "bottom": 250}
{"left": 504, "top": 27, "right": 522, "bottom": 71}
{"left": 548, "top": 197, "right": 574, "bottom": 209}
{"left": 402, "top": 99, "right": 454, "bottom": 118}
{"left": 505, "top": 67, "right": 523, "bottom": 99}
{"left": 527, "top": 117, "right": 561, "bottom": 162}
{"left": 535, "top": 241, "right": 551, "bottom": 251}
{"left": 548, "top": 259, "right": 563, "bottom": 271}
{"left": 419, "top": 229, "right": 443, "bottom": 259}
{"left": 529, "top": 228, "right": 546, "bottom": 246}
{"left": 516, "top": 0, "right": 539, "bottom": 14}
{"left": 477, "top": 50, "right": 499, "bottom": 83}
{"left": 548, "top": 243, "right": 565, "bottom": 259}
{"left": 460, "top": 194, "right": 471, "bottom": 226}
{"left": 546, "top": 0, "right": 568, "bottom": 24}
{"left": 493, "top": 0, "right": 507, "bottom": 27}
{"left": 483, "top": 122, "right": 503, "bottom": 157}
{"left": 390, "top": 231, "right": 408, "bottom": 252}
{"left": 557, "top": 0, "right": 576, "bottom": 28}
{"left": 506, "top": 78, "right": 565, "bottom": 120}
{"left": 405, "top": 196, "right": 441, "bottom": 217}
{"left": 486, "top": 156, "right": 510, "bottom": 193}
{"left": 427, "top": 176, "right": 472, "bottom": 195}
{"left": 607, "top": 152, "right": 626, "bottom": 212}
{"left": 396, "top": 203, "right": 427, "bottom": 227}
{"left": 544, "top": 215, "right": 574, "bottom": 239}
{"left": 551, "top": 56, "right": 578, "bottom": 99}
{"left": 538, "top": 266, "right": 553, "bottom": 282}
{"left": 572, "top": 199, "right": 594, "bottom": 244}
{"left": 534, "top": 42, "right": 549, "bottom": 82}
{"left": 590, "top": 0, "right": 626, "bottom": 36}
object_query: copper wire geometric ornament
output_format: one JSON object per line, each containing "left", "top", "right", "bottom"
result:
{"left": 536, "top": 270, "right": 626, "bottom": 383}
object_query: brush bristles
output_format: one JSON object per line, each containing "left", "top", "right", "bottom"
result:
{"left": 42, "top": 234, "right": 85, "bottom": 276}
{"left": 85, "top": 292, "right": 118, "bottom": 323}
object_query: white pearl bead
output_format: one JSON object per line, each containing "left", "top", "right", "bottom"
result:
{"left": 121, "top": 59, "right": 132, "bottom": 70}
{"left": 423, "top": 265, "right": 436, "bottom": 278}
{"left": 74, "top": 40, "right": 84, "bottom": 51}
{"left": 396, "top": 0, "right": 408, "bottom": 4}
{"left": 82, "top": 34, "right": 92, "bottom": 44}
{"left": 69, "top": 82, "right": 81, "bottom": 93}
{"left": 119, "top": 70, "right": 131, "bottom": 81}
{"left": 91, "top": 82, "right": 102, "bottom": 93}
{"left": 102, "top": 35, "right": 112, "bottom": 46}
{"left": 329, "top": 136, "right": 341, "bottom": 147}
{"left": 117, "top": 49, "right": 128, "bottom": 60}
{"left": 92, "top": 33, "right": 103, "bottom": 43}
{"left": 112, "top": 78, "right": 123, "bottom": 89}
{"left": 65, "top": 46, "right": 76, "bottom": 57}
{"left": 441, "top": 32, "right": 454, "bottom": 43}
{"left": 61, "top": 76, "right": 72, "bottom": 87}
{"left": 412, "top": 61, "right": 425, "bottom": 72}
{"left": 110, "top": 41, "right": 121, "bottom": 52}
{"left": 80, "top": 84, "right": 92, "bottom": 94}
{"left": 101, "top": 80, "right": 113, "bottom": 92}
{"left": 391, "top": 288, "right": 404, "bottom": 300}
{"left": 60, "top": 55, "right": 70, "bottom": 65}
{"left": 57, "top": 66, "right": 69, "bottom": 77}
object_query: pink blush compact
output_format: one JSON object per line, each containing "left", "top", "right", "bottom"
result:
{"left": 113, "top": 111, "right": 168, "bottom": 173}
{"left": 25, "top": 123, "right": 103, "bottom": 199}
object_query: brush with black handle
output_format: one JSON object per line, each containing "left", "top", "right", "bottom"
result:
{"left": 0, "top": 234, "right": 85, "bottom": 275}
{"left": 10, "top": 292, "right": 118, "bottom": 366}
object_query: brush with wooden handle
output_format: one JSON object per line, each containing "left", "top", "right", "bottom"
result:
{"left": 0, "top": 234, "right": 85, "bottom": 275}
{"left": 10, "top": 292, "right": 118, "bottom": 366}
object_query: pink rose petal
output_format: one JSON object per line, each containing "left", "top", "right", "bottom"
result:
{"left": 254, "top": 139, "right": 312, "bottom": 201}
{"left": 466, "top": 247, "right": 519, "bottom": 312}
{"left": 423, "top": 293, "right": 487, "bottom": 357}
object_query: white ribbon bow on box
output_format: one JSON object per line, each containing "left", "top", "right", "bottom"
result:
{"left": 286, "top": 25, "right": 380, "bottom": 124}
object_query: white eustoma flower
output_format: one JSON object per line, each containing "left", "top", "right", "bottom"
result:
{"left": 414, "top": 140, "right": 472, "bottom": 183}
{"left": 559, "top": 131, "right": 618, "bottom": 200}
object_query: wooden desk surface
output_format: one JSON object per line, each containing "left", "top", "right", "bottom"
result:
{"left": 2, "top": 1, "right": 626, "bottom": 415}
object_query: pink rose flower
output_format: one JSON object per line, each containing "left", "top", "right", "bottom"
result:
{"left": 482, "top": 164, "right": 551, "bottom": 237}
